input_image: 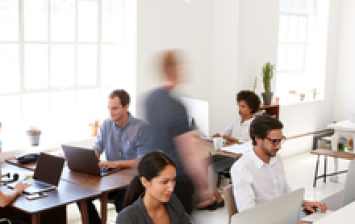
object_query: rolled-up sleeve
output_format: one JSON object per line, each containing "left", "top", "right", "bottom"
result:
{"left": 135, "top": 124, "right": 150, "bottom": 159}
{"left": 220, "top": 121, "right": 235, "bottom": 136}
{"left": 231, "top": 164, "right": 256, "bottom": 212}
{"left": 92, "top": 123, "right": 105, "bottom": 155}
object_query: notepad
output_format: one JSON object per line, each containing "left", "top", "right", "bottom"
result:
{"left": 221, "top": 142, "right": 252, "bottom": 155}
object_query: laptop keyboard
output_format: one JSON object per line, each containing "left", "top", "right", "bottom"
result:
{"left": 31, "top": 180, "right": 51, "bottom": 189}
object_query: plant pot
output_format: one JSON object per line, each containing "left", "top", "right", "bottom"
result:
{"left": 27, "top": 131, "right": 41, "bottom": 146}
{"left": 88, "top": 124, "right": 99, "bottom": 137}
{"left": 261, "top": 92, "right": 273, "bottom": 105}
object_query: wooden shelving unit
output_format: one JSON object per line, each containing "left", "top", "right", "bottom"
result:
{"left": 259, "top": 104, "right": 280, "bottom": 119}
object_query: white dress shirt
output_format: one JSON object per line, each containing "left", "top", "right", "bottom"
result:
{"left": 230, "top": 148, "right": 292, "bottom": 212}
{"left": 220, "top": 116, "right": 254, "bottom": 142}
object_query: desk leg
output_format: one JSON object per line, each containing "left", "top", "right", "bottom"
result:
{"left": 330, "top": 132, "right": 340, "bottom": 182}
{"left": 31, "top": 213, "right": 40, "bottom": 224}
{"left": 79, "top": 200, "right": 89, "bottom": 224}
{"left": 101, "top": 192, "right": 108, "bottom": 224}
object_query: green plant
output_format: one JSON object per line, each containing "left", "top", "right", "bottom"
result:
{"left": 261, "top": 62, "right": 275, "bottom": 93}
{"left": 252, "top": 76, "right": 258, "bottom": 92}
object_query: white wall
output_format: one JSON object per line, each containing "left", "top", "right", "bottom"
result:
{"left": 333, "top": 0, "right": 355, "bottom": 121}
{"left": 135, "top": 0, "right": 341, "bottom": 157}
{"left": 209, "top": 0, "right": 240, "bottom": 134}
{"left": 136, "top": 0, "right": 213, "bottom": 119}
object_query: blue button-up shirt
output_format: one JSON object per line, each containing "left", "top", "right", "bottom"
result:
{"left": 92, "top": 113, "right": 149, "bottom": 161}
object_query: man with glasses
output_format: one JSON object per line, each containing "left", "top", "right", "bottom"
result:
{"left": 231, "top": 116, "right": 326, "bottom": 213}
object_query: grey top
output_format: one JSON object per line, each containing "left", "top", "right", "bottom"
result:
{"left": 92, "top": 112, "right": 149, "bottom": 161}
{"left": 116, "top": 194, "right": 193, "bottom": 224}
{"left": 144, "top": 89, "right": 191, "bottom": 175}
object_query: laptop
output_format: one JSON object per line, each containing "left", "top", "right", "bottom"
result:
{"left": 231, "top": 188, "right": 304, "bottom": 224}
{"left": 340, "top": 159, "right": 355, "bottom": 207}
{"left": 8, "top": 152, "right": 65, "bottom": 194}
{"left": 62, "top": 144, "right": 121, "bottom": 176}
{"left": 301, "top": 159, "right": 355, "bottom": 223}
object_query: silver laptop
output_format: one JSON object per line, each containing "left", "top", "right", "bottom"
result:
{"left": 231, "top": 189, "right": 304, "bottom": 224}
{"left": 301, "top": 159, "right": 355, "bottom": 223}
{"left": 62, "top": 144, "right": 121, "bottom": 176}
{"left": 340, "top": 159, "right": 355, "bottom": 207}
{"left": 8, "top": 153, "right": 65, "bottom": 194}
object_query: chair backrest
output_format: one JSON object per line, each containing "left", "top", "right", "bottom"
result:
{"left": 223, "top": 184, "right": 238, "bottom": 224}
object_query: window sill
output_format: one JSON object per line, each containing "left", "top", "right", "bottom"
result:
{"left": 279, "top": 97, "right": 324, "bottom": 106}
{"left": 0, "top": 138, "right": 96, "bottom": 162}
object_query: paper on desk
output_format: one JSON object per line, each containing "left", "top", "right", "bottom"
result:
{"left": 221, "top": 141, "right": 252, "bottom": 155}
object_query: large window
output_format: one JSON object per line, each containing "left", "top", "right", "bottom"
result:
{"left": 0, "top": 0, "right": 132, "bottom": 150}
{"left": 275, "top": 0, "right": 329, "bottom": 104}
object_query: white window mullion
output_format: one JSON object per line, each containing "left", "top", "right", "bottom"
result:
{"left": 19, "top": 0, "right": 25, "bottom": 125}
{"left": 97, "top": 0, "right": 102, "bottom": 87}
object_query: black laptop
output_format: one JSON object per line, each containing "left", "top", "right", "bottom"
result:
{"left": 8, "top": 152, "right": 65, "bottom": 194}
{"left": 62, "top": 144, "right": 121, "bottom": 176}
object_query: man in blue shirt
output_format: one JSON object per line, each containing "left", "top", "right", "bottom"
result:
{"left": 86, "top": 89, "right": 149, "bottom": 224}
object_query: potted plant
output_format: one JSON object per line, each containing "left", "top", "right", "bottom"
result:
{"left": 311, "top": 88, "right": 319, "bottom": 99}
{"left": 252, "top": 76, "right": 258, "bottom": 93}
{"left": 27, "top": 126, "right": 41, "bottom": 146}
{"left": 261, "top": 62, "right": 275, "bottom": 105}
{"left": 88, "top": 118, "right": 100, "bottom": 137}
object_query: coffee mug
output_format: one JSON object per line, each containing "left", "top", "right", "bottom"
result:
{"left": 213, "top": 137, "right": 224, "bottom": 150}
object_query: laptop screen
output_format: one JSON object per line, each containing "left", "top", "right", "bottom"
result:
{"left": 34, "top": 152, "right": 65, "bottom": 186}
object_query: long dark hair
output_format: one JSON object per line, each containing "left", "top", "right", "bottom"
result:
{"left": 123, "top": 151, "right": 177, "bottom": 208}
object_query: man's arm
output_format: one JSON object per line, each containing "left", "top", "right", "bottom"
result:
{"left": 99, "top": 158, "right": 140, "bottom": 169}
{"left": 220, "top": 120, "right": 235, "bottom": 137}
{"left": 92, "top": 122, "right": 106, "bottom": 159}
{"left": 174, "top": 130, "right": 213, "bottom": 203}
{"left": 0, "top": 182, "right": 31, "bottom": 208}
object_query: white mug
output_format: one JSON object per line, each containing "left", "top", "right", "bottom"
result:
{"left": 213, "top": 137, "right": 224, "bottom": 150}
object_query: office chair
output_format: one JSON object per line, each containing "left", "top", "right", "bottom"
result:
{"left": 223, "top": 184, "right": 238, "bottom": 224}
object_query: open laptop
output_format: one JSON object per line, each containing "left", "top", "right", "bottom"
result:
{"left": 62, "top": 144, "right": 121, "bottom": 176}
{"left": 231, "top": 188, "right": 304, "bottom": 224}
{"left": 8, "top": 152, "right": 65, "bottom": 194}
{"left": 301, "top": 159, "right": 355, "bottom": 223}
{"left": 340, "top": 159, "right": 355, "bottom": 207}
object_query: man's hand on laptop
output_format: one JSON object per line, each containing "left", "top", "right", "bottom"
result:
{"left": 14, "top": 181, "right": 31, "bottom": 194}
{"left": 99, "top": 161, "right": 120, "bottom": 170}
{"left": 302, "top": 200, "right": 327, "bottom": 213}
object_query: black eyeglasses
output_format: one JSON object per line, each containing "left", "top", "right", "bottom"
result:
{"left": 265, "top": 136, "right": 286, "bottom": 146}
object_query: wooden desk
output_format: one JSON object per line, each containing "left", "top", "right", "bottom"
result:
{"left": 326, "top": 120, "right": 355, "bottom": 182}
{"left": 60, "top": 166, "right": 137, "bottom": 224}
{"left": 5, "top": 158, "right": 137, "bottom": 224}
{"left": 260, "top": 104, "right": 279, "bottom": 119}
{"left": 5, "top": 158, "right": 36, "bottom": 171}
{"left": 1, "top": 163, "right": 101, "bottom": 224}
{"left": 310, "top": 149, "right": 355, "bottom": 187}
{"left": 314, "top": 201, "right": 355, "bottom": 224}
{"left": 203, "top": 141, "right": 243, "bottom": 160}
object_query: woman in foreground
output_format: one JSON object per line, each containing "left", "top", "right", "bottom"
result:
{"left": 116, "top": 151, "right": 193, "bottom": 224}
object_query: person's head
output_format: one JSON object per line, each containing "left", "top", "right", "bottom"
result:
{"left": 236, "top": 90, "right": 261, "bottom": 117}
{"left": 250, "top": 116, "right": 285, "bottom": 157}
{"left": 123, "top": 151, "right": 177, "bottom": 208}
{"left": 108, "top": 89, "right": 130, "bottom": 123}
{"left": 160, "top": 50, "right": 182, "bottom": 86}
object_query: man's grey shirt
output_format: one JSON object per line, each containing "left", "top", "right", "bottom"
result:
{"left": 92, "top": 113, "right": 149, "bottom": 161}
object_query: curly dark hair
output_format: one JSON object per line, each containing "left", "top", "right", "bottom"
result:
{"left": 236, "top": 90, "right": 261, "bottom": 114}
